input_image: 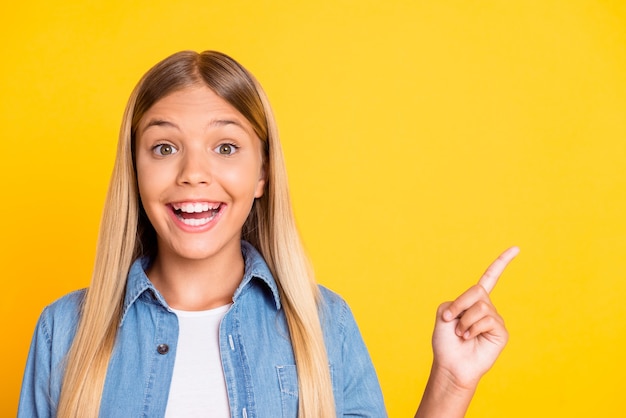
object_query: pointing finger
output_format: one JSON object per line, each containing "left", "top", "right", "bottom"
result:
{"left": 478, "top": 246, "right": 520, "bottom": 293}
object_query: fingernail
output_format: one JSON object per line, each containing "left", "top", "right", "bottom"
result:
{"left": 443, "top": 310, "right": 453, "bottom": 321}
{"left": 463, "top": 330, "right": 470, "bottom": 339}
{"left": 455, "top": 328, "right": 463, "bottom": 337}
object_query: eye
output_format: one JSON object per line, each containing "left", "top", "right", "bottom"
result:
{"left": 215, "top": 143, "right": 238, "bottom": 155}
{"left": 153, "top": 143, "right": 178, "bottom": 156}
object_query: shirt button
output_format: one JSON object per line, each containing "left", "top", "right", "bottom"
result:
{"left": 156, "top": 344, "right": 169, "bottom": 355}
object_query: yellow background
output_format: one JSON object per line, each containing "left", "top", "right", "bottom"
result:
{"left": 2, "top": 1, "right": 625, "bottom": 416}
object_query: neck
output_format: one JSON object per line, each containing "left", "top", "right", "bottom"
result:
{"left": 147, "top": 241, "right": 245, "bottom": 311}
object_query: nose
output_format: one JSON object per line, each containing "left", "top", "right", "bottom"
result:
{"left": 177, "top": 149, "right": 211, "bottom": 186}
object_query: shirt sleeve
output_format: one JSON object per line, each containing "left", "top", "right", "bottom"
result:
{"left": 18, "top": 307, "right": 55, "bottom": 418}
{"left": 337, "top": 299, "right": 388, "bottom": 417}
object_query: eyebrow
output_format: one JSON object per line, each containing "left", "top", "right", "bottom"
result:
{"left": 140, "top": 119, "right": 180, "bottom": 135}
{"left": 208, "top": 119, "right": 247, "bottom": 131}
{"left": 140, "top": 118, "right": 246, "bottom": 135}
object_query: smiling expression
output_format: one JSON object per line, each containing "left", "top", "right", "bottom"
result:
{"left": 135, "top": 84, "right": 266, "bottom": 263}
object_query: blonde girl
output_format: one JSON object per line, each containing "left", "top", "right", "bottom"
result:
{"left": 19, "top": 50, "right": 517, "bottom": 417}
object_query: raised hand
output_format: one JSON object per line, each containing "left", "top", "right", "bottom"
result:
{"left": 431, "top": 246, "right": 519, "bottom": 389}
{"left": 416, "top": 247, "right": 519, "bottom": 418}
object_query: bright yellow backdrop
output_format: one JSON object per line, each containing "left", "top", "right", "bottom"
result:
{"left": 2, "top": 1, "right": 625, "bottom": 416}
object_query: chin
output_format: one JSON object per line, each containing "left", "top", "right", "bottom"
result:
{"left": 171, "top": 240, "right": 241, "bottom": 261}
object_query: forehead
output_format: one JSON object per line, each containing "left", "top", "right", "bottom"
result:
{"left": 138, "top": 85, "right": 253, "bottom": 132}
{"left": 142, "top": 85, "right": 239, "bottom": 115}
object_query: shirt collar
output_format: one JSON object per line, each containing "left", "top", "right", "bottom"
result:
{"left": 120, "top": 240, "right": 281, "bottom": 325}
{"left": 236, "top": 240, "right": 281, "bottom": 309}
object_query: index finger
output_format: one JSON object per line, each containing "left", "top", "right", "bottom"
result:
{"left": 478, "top": 246, "right": 520, "bottom": 293}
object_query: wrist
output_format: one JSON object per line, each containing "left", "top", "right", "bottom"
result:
{"left": 414, "top": 364, "right": 478, "bottom": 418}
{"left": 431, "top": 360, "right": 482, "bottom": 393}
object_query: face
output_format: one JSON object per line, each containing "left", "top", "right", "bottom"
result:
{"left": 135, "top": 85, "right": 266, "bottom": 263}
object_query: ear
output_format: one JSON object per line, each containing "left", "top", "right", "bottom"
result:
{"left": 254, "top": 163, "right": 267, "bottom": 198}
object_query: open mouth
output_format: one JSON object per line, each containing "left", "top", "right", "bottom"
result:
{"left": 170, "top": 202, "right": 222, "bottom": 227}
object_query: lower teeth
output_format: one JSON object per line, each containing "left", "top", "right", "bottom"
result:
{"left": 179, "top": 213, "right": 216, "bottom": 226}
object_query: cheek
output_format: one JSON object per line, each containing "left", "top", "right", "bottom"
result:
{"left": 136, "top": 163, "right": 164, "bottom": 205}
{"left": 220, "top": 161, "right": 264, "bottom": 196}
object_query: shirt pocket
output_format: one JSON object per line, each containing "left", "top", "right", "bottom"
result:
{"left": 276, "top": 364, "right": 334, "bottom": 417}
{"left": 276, "top": 365, "right": 298, "bottom": 417}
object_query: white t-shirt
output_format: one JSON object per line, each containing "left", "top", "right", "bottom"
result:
{"left": 164, "top": 304, "right": 231, "bottom": 417}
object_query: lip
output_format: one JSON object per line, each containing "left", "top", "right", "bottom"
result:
{"left": 167, "top": 200, "right": 225, "bottom": 232}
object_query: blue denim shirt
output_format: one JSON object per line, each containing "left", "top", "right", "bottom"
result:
{"left": 19, "top": 241, "right": 387, "bottom": 417}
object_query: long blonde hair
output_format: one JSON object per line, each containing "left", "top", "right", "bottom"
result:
{"left": 57, "top": 51, "right": 335, "bottom": 417}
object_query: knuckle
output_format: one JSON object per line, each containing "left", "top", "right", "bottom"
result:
{"left": 471, "top": 284, "right": 487, "bottom": 297}
{"left": 477, "top": 300, "right": 491, "bottom": 313}
{"left": 484, "top": 315, "right": 497, "bottom": 327}
{"left": 436, "top": 302, "right": 452, "bottom": 316}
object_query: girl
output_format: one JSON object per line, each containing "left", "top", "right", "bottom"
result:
{"left": 18, "top": 50, "right": 517, "bottom": 417}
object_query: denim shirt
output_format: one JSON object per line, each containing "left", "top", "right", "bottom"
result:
{"left": 18, "top": 241, "right": 387, "bottom": 417}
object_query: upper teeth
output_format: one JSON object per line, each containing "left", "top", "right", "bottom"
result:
{"left": 173, "top": 202, "right": 219, "bottom": 213}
